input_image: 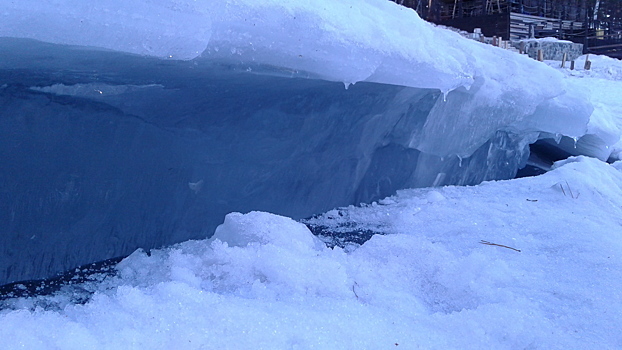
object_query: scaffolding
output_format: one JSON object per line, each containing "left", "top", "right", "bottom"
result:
{"left": 434, "top": 0, "right": 591, "bottom": 21}
{"left": 391, "top": 0, "right": 622, "bottom": 57}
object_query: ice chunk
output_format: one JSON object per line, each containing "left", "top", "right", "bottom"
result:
{"left": 211, "top": 212, "right": 324, "bottom": 252}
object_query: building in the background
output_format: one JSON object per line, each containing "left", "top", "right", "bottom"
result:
{"left": 392, "top": 0, "right": 622, "bottom": 58}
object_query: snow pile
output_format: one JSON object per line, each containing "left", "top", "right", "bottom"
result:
{"left": 1, "top": 0, "right": 568, "bottom": 110}
{"left": 1, "top": 0, "right": 613, "bottom": 159}
{"left": 0, "top": 0, "right": 603, "bottom": 165}
{"left": 0, "top": 0, "right": 524, "bottom": 92}
{"left": 545, "top": 55, "right": 622, "bottom": 160}
{"left": 557, "top": 54, "right": 622, "bottom": 81}
{"left": 1, "top": 0, "right": 598, "bottom": 163}
{"left": 1, "top": 157, "right": 621, "bottom": 348}
{"left": 522, "top": 37, "right": 573, "bottom": 43}
{"left": 0, "top": 0, "right": 212, "bottom": 60}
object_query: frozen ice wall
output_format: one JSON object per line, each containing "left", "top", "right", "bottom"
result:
{"left": 0, "top": 0, "right": 597, "bottom": 284}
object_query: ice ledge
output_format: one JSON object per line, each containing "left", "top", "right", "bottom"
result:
{"left": 1, "top": 0, "right": 579, "bottom": 155}
{"left": 1, "top": 0, "right": 563, "bottom": 95}
{"left": 0, "top": 0, "right": 211, "bottom": 60}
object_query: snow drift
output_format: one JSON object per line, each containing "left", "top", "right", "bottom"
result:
{"left": 2, "top": 157, "right": 622, "bottom": 349}
{"left": 0, "top": 0, "right": 605, "bottom": 284}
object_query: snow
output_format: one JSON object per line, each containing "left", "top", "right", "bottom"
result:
{"left": 545, "top": 55, "right": 622, "bottom": 159}
{"left": 1, "top": 0, "right": 564, "bottom": 100}
{"left": 522, "top": 37, "right": 573, "bottom": 43}
{"left": 2, "top": 0, "right": 622, "bottom": 346}
{"left": 0, "top": 0, "right": 211, "bottom": 60}
{"left": 1, "top": 0, "right": 594, "bottom": 165}
{"left": 2, "top": 157, "right": 622, "bottom": 349}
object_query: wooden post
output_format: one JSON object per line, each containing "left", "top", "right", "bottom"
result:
{"left": 561, "top": 53, "right": 567, "bottom": 68}
{"left": 428, "top": 0, "right": 433, "bottom": 20}
{"left": 519, "top": 41, "right": 525, "bottom": 54}
{"left": 537, "top": 49, "right": 543, "bottom": 62}
{"left": 492, "top": 36, "right": 497, "bottom": 46}
{"left": 584, "top": 54, "right": 591, "bottom": 70}
{"left": 584, "top": 60, "right": 592, "bottom": 70}
{"left": 570, "top": 60, "right": 575, "bottom": 70}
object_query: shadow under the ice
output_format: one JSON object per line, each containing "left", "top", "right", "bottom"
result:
{"left": 0, "top": 256, "right": 124, "bottom": 310}
{"left": 0, "top": 215, "right": 388, "bottom": 310}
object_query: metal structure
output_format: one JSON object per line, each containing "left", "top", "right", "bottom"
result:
{"left": 391, "top": 0, "right": 622, "bottom": 58}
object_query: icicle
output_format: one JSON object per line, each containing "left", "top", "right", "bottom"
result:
{"left": 458, "top": 155, "right": 463, "bottom": 167}
{"left": 343, "top": 82, "right": 350, "bottom": 90}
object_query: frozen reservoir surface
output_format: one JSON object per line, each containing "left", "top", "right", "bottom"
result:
{"left": 1, "top": 1, "right": 622, "bottom": 346}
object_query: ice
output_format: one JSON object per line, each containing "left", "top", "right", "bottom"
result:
{"left": 0, "top": 0, "right": 618, "bottom": 286}
{"left": 0, "top": 67, "right": 440, "bottom": 284}
{"left": 29, "top": 83, "right": 163, "bottom": 98}
{"left": 0, "top": 0, "right": 211, "bottom": 60}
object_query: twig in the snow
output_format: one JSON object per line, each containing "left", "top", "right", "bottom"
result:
{"left": 352, "top": 281, "right": 359, "bottom": 299}
{"left": 565, "top": 181, "right": 579, "bottom": 199}
{"left": 559, "top": 181, "right": 580, "bottom": 199}
{"left": 480, "top": 240, "right": 521, "bottom": 252}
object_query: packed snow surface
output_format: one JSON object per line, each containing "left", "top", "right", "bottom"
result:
{"left": 1, "top": 157, "right": 622, "bottom": 349}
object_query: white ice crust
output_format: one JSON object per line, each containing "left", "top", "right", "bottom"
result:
{"left": 2, "top": 0, "right": 559, "bottom": 94}
{"left": 551, "top": 55, "right": 622, "bottom": 158}
{"left": 0, "top": 0, "right": 212, "bottom": 60}
{"left": 3, "top": 0, "right": 604, "bottom": 159}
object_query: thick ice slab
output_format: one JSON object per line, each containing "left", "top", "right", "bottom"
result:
{"left": 0, "top": 47, "right": 420, "bottom": 283}
{"left": 0, "top": 1, "right": 602, "bottom": 283}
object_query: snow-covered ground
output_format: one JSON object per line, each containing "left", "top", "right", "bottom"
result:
{"left": 546, "top": 54, "right": 622, "bottom": 159}
{"left": 2, "top": 0, "right": 622, "bottom": 348}
{"left": 2, "top": 157, "right": 622, "bottom": 349}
